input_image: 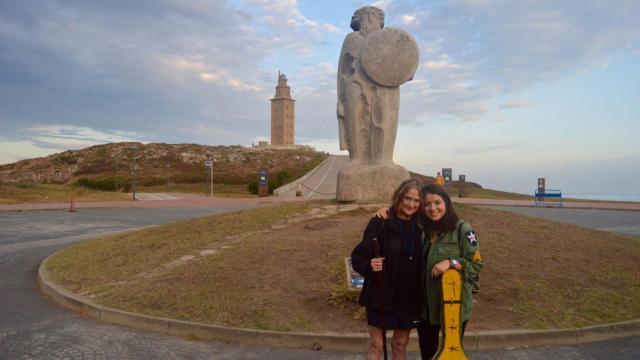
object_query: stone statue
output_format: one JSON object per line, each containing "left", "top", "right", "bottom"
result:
{"left": 336, "top": 6, "right": 420, "bottom": 202}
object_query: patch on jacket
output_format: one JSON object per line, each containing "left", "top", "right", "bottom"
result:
{"left": 465, "top": 230, "right": 478, "bottom": 246}
{"left": 473, "top": 250, "right": 483, "bottom": 263}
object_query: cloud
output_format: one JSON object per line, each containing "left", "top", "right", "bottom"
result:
{"left": 244, "top": 0, "right": 340, "bottom": 56}
{"left": 401, "top": 14, "right": 419, "bottom": 26}
{"left": 0, "top": 139, "right": 63, "bottom": 165}
{"left": 26, "top": 125, "right": 144, "bottom": 149}
{"left": 0, "top": 123, "right": 144, "bottom": 164}
{"left": 452, "top": 144, "right": 517, "bottom": 155}
{"left": 383, "top": 0, "right": 640, "bottom": 122}
{"left": 1, "top": 0, "right": 638, "bottom": 171}
{"left": 498, "top": 100, "right": 531, "bottom": 109}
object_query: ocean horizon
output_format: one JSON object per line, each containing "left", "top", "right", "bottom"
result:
{"left": 564, "top": 194, "right": 640, "bottom": 202}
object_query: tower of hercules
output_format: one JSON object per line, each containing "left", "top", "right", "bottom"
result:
{"left": 270, "top": 71, "right": 295, "bottom": 146}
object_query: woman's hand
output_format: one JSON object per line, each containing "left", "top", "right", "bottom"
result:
{"left": 371, "top": 257, "right": 385, "bottom": 272}
{"left": 373, "top": 208, "right": 390, "bottom": 219}
{"left": 431, "top": 259, "right": 451, "bottom": 278}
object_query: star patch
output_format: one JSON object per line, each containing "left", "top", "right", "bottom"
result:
{"left": 472, "top": 250, "right": 483, "bottom": 263}
{"left": 465, "top": 231, "right": 477, "bottom": 246}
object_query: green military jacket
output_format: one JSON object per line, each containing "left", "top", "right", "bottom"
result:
{"left": 423, "top": 220, "right": 483, "bottom": 325}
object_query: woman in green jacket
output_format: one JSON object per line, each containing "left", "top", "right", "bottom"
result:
{"left": 375, "top": 183, "right": 483, "bottom": 359}
{"left": 419, "top": 183, "right": 483, "bottom": 359}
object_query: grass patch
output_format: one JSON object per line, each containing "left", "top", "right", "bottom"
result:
{"left": 46, "top": 203, "right": 640, "bottom": 332}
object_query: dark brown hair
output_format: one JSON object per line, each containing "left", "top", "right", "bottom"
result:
{"left": 391, "top": 177, "right": 424, "bottom": 216}
{"left": 421, "top": 184, "right": 459, "bottom": 233}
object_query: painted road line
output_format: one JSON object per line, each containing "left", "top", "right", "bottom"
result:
{"left": 306, "top": 155, "right": 337, "bottom": 201}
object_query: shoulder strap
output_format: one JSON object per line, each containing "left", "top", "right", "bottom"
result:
{"left": 457, "top": 221, "right": 464, "bottom": 257}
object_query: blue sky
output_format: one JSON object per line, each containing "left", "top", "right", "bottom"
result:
{"left": 1, "top": 0, "right": 639, "bottom": 196}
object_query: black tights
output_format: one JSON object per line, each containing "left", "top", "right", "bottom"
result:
{"left": 417, "top": 321, "right": 467, "bottom": 360}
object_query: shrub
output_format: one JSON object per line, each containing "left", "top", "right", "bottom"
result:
{"left": 246, "top": 170, "right": 296, "bottom": 195}
{"left": 75, "top": 178, "right": 118, "bottom": 192}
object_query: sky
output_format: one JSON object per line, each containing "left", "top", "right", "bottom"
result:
{"left": 1, "top": 0, "right": 639, "bottom": 197}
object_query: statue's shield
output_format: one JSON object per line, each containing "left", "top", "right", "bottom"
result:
{"left": 361, "top": 28, "right": 420, "bottom": 87}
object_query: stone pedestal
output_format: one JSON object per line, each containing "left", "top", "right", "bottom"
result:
{"left": 336, "top": 162, "right": 410, "bottom": 202}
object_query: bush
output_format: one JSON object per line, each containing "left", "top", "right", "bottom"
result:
{"left": 15, "top": 182, "right": 36, "bottom": 189}
{"left": 246, "top": 170, "right": 295, "bottom": 195}
{"left": 75, "top": 178, "right": 118, "bottom": 192}
{"left": 140, "top": 177, "right": 169, "bottom": 186}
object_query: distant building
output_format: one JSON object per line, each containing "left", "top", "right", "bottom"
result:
{"left": 270, "top": 71, "right": 295, "bottom": 146}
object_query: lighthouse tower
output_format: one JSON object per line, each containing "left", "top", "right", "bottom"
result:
{"left": 270, "top": 71, "right": 295, "bottom": 146}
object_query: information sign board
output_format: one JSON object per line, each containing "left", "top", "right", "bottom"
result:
{"left": 258, "top": 169, "right": 269, "bottom": 197}
{"left": 442, "top": 168, "right": 453, "bottom": 183}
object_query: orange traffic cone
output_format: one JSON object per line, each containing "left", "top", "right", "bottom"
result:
{"left": 68, "top": 198, "right": 76, "bottom": 212}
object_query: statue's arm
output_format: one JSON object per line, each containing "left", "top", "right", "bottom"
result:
{"left": 337, "top": 40, "right": 351, "bottom": 150}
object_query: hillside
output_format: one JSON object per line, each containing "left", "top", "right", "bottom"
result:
{"left": 0, "top": 143, "right": 328, "bottom": 190}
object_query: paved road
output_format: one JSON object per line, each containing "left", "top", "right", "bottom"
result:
{"left": 484, "top": 206, "right": 640, "bottom": 238}
{"left": 275, "top": 155, "right": 349, "bottom": 200}
{"left": 1, "top": 206, "right": 639, "bottom": 359}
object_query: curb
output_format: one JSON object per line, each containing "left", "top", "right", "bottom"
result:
{"left": 38, "top": 254, "right": 640, "bottom": 352}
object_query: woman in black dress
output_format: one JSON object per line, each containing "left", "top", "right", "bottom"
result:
{"left": 351, "top": 178, "right": 424, "bottom": 360}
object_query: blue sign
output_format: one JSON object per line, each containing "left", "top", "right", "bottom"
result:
{"left": 259, "top": 169, "right": 268, "bottom": 186}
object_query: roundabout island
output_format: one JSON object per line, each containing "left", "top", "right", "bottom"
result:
{"left": 38, "top": 201, "right": 640, "bottom": 353}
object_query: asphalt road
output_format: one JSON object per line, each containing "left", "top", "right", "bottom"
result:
{"left": 276, "top": 155, "right": 349, "bottom": 200}
{"left": 0, "top": 206, "right": 638, "bottom": 359}
{"left": 483, "top": 206, "right": 640, "bottom": 238}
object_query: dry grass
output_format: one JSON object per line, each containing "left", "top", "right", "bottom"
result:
{"left": 0, "top": 182, "right": 129, "bottom": 204}
{"left": 46, "top": 202, "right": 640, "bottom": 333}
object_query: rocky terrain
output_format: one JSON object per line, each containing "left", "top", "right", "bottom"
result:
{"left": 0, "top": 143, "right": 328, "bottom": 187}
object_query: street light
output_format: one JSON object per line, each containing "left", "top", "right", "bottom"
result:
{"left": 205, "top": 151, "right": 213, "bottom": 197}
{"left": 129, "top": 145, "right": 139, "bottom": 201}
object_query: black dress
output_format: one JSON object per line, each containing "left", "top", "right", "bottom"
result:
{"left": 351, "top": 211, "right": 424, "bottom": 329}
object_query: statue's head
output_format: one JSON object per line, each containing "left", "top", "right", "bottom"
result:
{"left": 350, "top": 6, "right": 384, "bottom": 33}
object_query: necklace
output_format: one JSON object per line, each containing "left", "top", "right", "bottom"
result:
{"left": 395, "top": 216, "right": 416, "bottom": 260}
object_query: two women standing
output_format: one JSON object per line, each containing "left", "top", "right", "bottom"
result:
{"left": 351, "top": 180, "right": 484, "bottom": 360}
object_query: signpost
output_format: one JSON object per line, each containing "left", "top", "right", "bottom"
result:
{"left": 114, "top": 157, "right": 119, "bottom": 192}
{"left": 442, "top": 168, "right": 452, "bottom": 184}
{"left": 537, "top": 178, "right": 545, "bottom": 202}
{"left": 205, "top": 159, "right": 213, "bottom": 197}
{"left": 129, "top": 145, "right": 138, "bottom": 201}
{"left": 458, "top": 174, "right": 467, "bottom": 198}
{"left": 537, "top": 178, "right": 545, "bottom": 193}
{"left": 258, "top": 169, "right": 269, "bottom": 197}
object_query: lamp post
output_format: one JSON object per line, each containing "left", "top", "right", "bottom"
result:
{"left": 205, "top": 151, "right": 213, "bottom": 197}
{"left": 114, "top": 157, "right": 119, "bottom": 191}
{"left": 129, "top": 145, "right": 139, "bottom": 201}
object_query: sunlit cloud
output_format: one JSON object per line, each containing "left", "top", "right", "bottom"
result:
{"left": 25, "top": 125, "right": 144, "bottom": 149}
{"left": 0, "top": 139, "right": 63, "bottom": 165}
{"left": 401, "top": 14, "right": 419, "bottom": 26}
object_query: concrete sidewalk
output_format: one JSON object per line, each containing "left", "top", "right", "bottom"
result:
{"left": 0, "top": 193, "right": 302, "bottom": 212}
{"left": 452, "top": 197, "right": 640, "bottom": 211}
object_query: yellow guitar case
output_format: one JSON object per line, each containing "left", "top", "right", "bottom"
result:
{"left": 433, "top": 269, "right": 468, "bottom": 360}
